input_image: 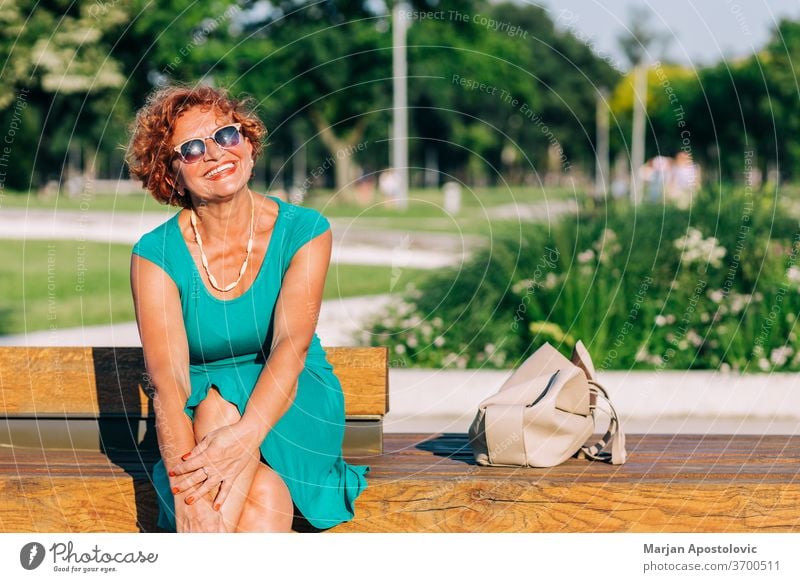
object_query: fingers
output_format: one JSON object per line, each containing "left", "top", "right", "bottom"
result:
{"left": 185, "top": 437, "right": 209, "bottom": 460}
{"left": 171, "top": 467, "right": 209, "bottom": 497}
{"left": 212, "top": 479, "right": 232, "bottom": 512}
{"left": 170, "top": 438, "right": 211, "bottom": 476}
{"left": 184, "top": 474, "right": 220, "bottom": 506}
{"left": 169, "top": 449, "right": 208, "bottom": 478}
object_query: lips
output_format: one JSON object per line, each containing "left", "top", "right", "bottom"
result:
{"left": 204, "top": 161, "right": 236, "bottom": 179}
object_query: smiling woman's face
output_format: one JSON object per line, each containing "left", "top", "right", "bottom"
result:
{"left": 168, "top": 105, "right": 253, "bottom": 204}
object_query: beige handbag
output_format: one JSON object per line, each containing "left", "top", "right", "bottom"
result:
{"left": 468, "top": 340, "right": 626, "bottom": 467}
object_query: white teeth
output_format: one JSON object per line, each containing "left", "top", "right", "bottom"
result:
{"left": 205, "top": 162, "right": 234, "bottom": 177}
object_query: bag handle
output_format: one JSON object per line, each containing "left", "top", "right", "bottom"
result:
{"left": 575, "top": 380, "right": 627, "bottom": 465}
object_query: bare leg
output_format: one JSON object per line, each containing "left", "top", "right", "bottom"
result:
{"left": 235, "top": 464, "right": 294, "bottom": 532}
{"left": 192, "top": 387, "right": 261, "bottom": 531}
{"left": 192, "top": 386, "right": 293, "bottom": 532}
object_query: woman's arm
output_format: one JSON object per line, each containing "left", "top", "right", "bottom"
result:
{"left": 172, "top": 228, "right": 333, "bottom": 508}
{"left": 131, "top": 253, "right": 226, "bottom": 531}
{"left": 241, "top": 227, "right": 333, "bottom": 439}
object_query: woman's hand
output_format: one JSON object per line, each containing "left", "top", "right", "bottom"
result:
{"left": 174, "top": 496, "right": 228, "bottom": 533}
{"left": 170, "top": 420, "right": 262, "bottom": 511}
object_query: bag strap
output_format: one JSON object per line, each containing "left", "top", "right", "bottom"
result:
{"left": 575, "top": 380, "right": 627, "bottom": 465}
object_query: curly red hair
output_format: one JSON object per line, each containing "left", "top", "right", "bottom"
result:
{"left": 125, "top": 83, "right": 268, "bottom": 208}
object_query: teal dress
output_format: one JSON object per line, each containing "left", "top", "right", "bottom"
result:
{"left": 131, "top": 194, "right": 369, "bottom": 531}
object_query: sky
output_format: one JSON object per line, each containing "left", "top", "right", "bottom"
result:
{"left": 529, "top": 0, "right": 800, "bottom": 69}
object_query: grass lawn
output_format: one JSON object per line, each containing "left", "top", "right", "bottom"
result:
{"left": 0, "top": 240, "right": 431, "bottom": 335}
{"left": 2, "top": 184, "right": 576, "bottom": 213}
{"left": 1, "top": 189, "right": 171, "bottom": 213}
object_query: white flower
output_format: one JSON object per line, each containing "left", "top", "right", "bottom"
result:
{"left": 758, "top": 358, "right": 770, "bottom": 371}
{"left": 433, "top": 335, "right": 445, "bottom": 347}
{"left": 432, "top": 317, "right": 444, "bottom": 328}
{"left": 719, "top": 362, "right": 731, "bottom": 373}
{"left": 442, "top": 352, "right": 459, "bottom": 367}
{"left": 674, "top": 227, "right": 727, "bottom": 268}
{"left": 655, "top": 315, "right": 667, "bottom": 327}
{"left": 729, "top": 293, "right": 750, "bottom": 314}
{"left": 708, "top": 290, "right": 724, "bottom": 304}
{"left": 787, "top": 265, "right": 800, "bottom": 284}
{"left": 407, "top": 335, "right": 418, "bottom": 348}
{"left": 593, "top": 229, "right": 621, "bottom": 266}
{"left": 512, "top": 279, "right": 534, "bottom": 295}
{"left": 577, "top": 249, "right": 595, "bottom": 264}
{"left": 544, "top": 272, "right": 559, "bottom": 290}
{"left": 687, "top": 329, "right": 703, "bottom": 347}
{"left": 484, "top": 343, "right": 496, "bottom": 355}
{"left": 394, "top": 344, "right": 406, "bottom": 354}
{"left": 770, "top": 346, "right": 793, "bottom": 367}
{"left": 395, "top": 300, "right": 416, "bottom": 317}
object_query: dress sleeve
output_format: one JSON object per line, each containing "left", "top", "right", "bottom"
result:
{"left": 286, "top": 207, "right": 331, "bottom": 262}
{"left": 131, "top": 231, "right": 176, "bottom": 281}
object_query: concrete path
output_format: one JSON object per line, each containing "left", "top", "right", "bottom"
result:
{"left": 0, "top": 293, "right": 396, "bottom": 348}
{"left": 0, "top": 201, "right": 577, "bottom": 267}
{"left": 0, "top": 209, "right": 473, "bottom": 269}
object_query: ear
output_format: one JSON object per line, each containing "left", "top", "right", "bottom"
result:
{"left": 243, "top": 135, "right": 255, "bottom": 174}
{"left": 165, "top": 165, "right": 183, "bottom": 195}
{"left": 165, "top": 175, "right": 178, "bottom": 194}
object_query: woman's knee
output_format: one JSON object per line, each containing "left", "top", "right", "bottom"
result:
{"left": 193, "top": 386, "right": 240, "bottom": 436}
{"left": 236, "top": 464, "right": 294, "bottom": 532}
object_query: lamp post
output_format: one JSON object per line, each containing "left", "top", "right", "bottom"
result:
{"left": 595, "top": 87, "right": 610, "bottom": 200}
{"left": 392, "top": 2, "right": 409, "bottom": 210}
{"left": 630, "top": 61, "right": 648, "bottom": 205}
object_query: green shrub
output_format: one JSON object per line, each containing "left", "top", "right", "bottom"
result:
{"left": 363, "top": 187, "right": 800, "bottom": 371}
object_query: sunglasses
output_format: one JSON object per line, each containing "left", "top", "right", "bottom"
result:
{"left": 172, "top": 123, "right": 242, "bottom": 164}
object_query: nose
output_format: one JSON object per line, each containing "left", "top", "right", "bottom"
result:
{"left": 203, "top": 136, "right": 224, "bottom": 160}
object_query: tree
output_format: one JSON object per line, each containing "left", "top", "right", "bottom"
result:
{"left": 0, "top": 1, "right": 131, "bottom": 191}
{"left": 227, "top": 0, "right": 392, "bottom": 200}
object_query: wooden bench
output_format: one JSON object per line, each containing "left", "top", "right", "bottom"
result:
{"left": 1, "top": 347, "right": 799, "bottom": 532}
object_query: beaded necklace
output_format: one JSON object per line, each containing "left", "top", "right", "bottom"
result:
{"left": 190, "top": 189, "right": 255, "bottom": 293}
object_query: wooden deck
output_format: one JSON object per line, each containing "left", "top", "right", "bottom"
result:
{"left": 1, "top": 433, "right": 798, "bottom": 533}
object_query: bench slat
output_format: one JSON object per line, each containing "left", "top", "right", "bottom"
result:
{"left": 0, "top": 346, "right": 388, "bottom": 417}
{"left": 1, "top": 434, "right": 798, "bottom": 533}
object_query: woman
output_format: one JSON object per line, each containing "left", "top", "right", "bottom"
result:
{"left": 126, "top": 83, "right": 369, "bottom": 533}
